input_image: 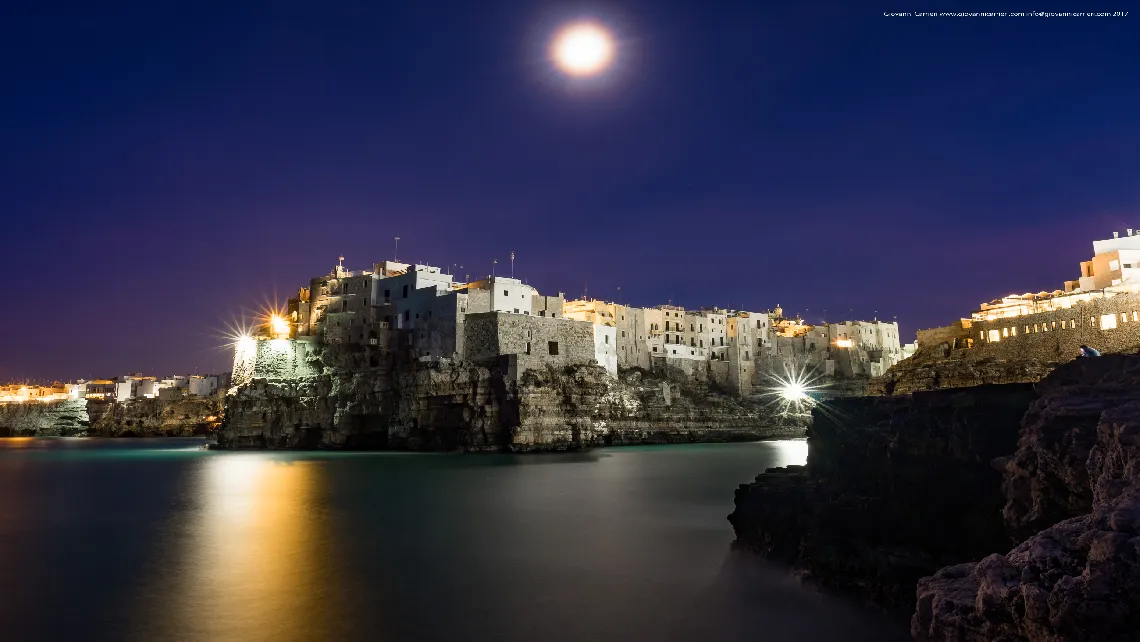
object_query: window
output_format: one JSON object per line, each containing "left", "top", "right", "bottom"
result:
{"left": 403, "top": 310, "right": 409, "bottom": 322}
{"left": 605, "top": 335, "right": 610, "bottom": 344}
{"left": 1025, "top": 325, "right": 1030, "bottom": 333}
{"left": 1110, "top": 259, "right": 1120, "bottom": 271}
{"left": 1011, "top": 326, "right": 1017, "bottom": 336}
{"left": 513, "top": 308, "right": 519, "bottom": 313}
{"left": 1052, "top": 321, "right": 1057, "bottom": 330}
{"left": 504, "top": 290, "right": 509, "bottom": 296}
{"left": 988, "top": 329, "right": 1001, "bottom": 342}
{"left": 1002, "top": 327, "right": 1008, "bottom": 337}
{"left": 672, "top": 349, "right": 677, "bottom": 354}
{"left": 1134, "top": 312, "right": 1139, "bottom": 322}
{"left": 1101, "top": 314, "right": 1118, "bottom": 330}
{"left": 653, "top": 347, "right": 658, "bottom": 352}
{"left": 402, "top": 285, "right": 408, "bottom": 298}
{"left": 539, "top": 311, "right": 545, "bottom": 317}
{"left": 700, "top": 340, "right": 704, "bottom": 347}
{"left": 548, "top": 341, "right": 559, "bottom": 355}
{"left": 1034, "top": 323, "right": 1039, "bottom": 332}
{"left": 1123, "top": 313, "right": 1129, "bottom": 324}
{"left": 1070, "top": 319, "right": 1077, "bottom": 328}
{"left": 690, "top": 324, "right": 694, "bottom": 331}
{"left": 621, "top": 331, "right": 626, "bottom": 337}
{"left": 525, "top": 342, "right": 531, "bottom": 355}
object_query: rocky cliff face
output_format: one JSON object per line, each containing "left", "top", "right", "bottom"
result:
{"left": 86, "top": 395, "right": 224, "bottom": 437}
{"left": 912, "top": 355, "right": 1140, "bottom": 641}
{"left": 731, "top": 354, "right": 1140, "bottom": 639}
{"left": 869, "top": 345, "right": 1058, "bottom": 396}
{"left": 728, "top": 385, "right": 1036, "bottom": 614}
{"left": 0, "top": 400, "right": 89, "bottom": 436}
{"left": 219, "top": 360, "right": 807, "bottom": 452}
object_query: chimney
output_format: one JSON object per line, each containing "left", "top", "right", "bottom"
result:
{"left": 1129, "top": 229, "right": 1134, "bottom": 236}
{"left": 1115, "top": 232, "right": 1120, "bottom": 238}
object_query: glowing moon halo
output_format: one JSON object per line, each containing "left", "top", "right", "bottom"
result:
{"left": 551, "top": 23, "right": 614, "bottom": 76}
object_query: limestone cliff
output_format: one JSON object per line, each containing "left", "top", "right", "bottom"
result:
{"left": 219, "top": 360, "right": 808, "bottom": 452}
{"left": 86, "top": 395, "right": 224, "bottom": 437}
{"left": 869, "top": 344, "right": 1058, "bottom": 396}
{"left": 0, "top": 399, "right": 90, "bottom": 436}
{"left": 727, "top": 385, "right": 1036, "bottom": 614}
{"left": 730, "top": 355, "right": 1140, "bottom": 640}
{"left": 912, "top": 355, "right": 1140, "bottom": 641}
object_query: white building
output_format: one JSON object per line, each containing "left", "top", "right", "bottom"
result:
{"left": 592, "top": 325, "right": 618, "bottom": 376}
{"left": 1066, "top": 230, "right": 1140, "bottom": 292}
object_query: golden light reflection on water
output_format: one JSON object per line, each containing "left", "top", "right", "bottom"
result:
{"left": 135, "top": 454, "right": 336, "bottom": 642}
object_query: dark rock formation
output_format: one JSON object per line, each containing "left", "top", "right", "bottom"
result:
{"left": 728, "top": 384, "right": 1037, "bottom": 614}
{"left": 912, "top": 356, "right": 1140, "bottom": 641}
{"left": 219, "top": 360, "right": 809, "bottom": 451}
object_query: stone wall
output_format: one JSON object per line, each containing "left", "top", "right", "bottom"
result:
{"left": 972, "top": 290, "right": 1140, "bottom": 360}
{"left": 462, "top": 312, "right": 595, "bottom": 374}
{"left": 881, "top": 291, "right": 1140, "bottom": 397}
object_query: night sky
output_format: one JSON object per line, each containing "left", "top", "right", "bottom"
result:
{"left": 2, "top": 2, "right": 1137, "bottom": 382}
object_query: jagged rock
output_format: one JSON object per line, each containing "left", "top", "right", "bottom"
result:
{"left": 912, "top": 357, "right": 1140, "bottom": 641}
{"left": 728, "top": 384, "right": 1036, "bottom": 614}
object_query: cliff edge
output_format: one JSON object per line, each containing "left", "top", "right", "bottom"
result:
{"left": 730, "top": 355, "right": 1140, "bottom": 640}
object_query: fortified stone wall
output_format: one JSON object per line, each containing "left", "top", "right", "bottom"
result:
{"left": 874, "top": 291, "right": 1140, "bottom": 396}
{"left": 462, "top": 312, "right": 595, "bottom": 373}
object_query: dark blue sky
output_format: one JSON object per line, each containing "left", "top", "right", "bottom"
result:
{"left": 1, "top": 2, "right": 1137, "bottom": 381}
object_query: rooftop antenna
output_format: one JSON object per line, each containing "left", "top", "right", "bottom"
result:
{"left": 394, "top": 237, "right": 400, "bottom": 261}
{"left": 510, "top": 251, "right": 515, "bottom": 278}
{"left": 617, "top": 286, "right": 621, "bottom": 303}
{"left": 584, "top": 279, "right": 588, "bottom": 300}
{"left": 492, "top": 259, "right": 497, "bottom": 278}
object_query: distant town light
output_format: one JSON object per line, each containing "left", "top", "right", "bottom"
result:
{"left": 835, "top": 338, "right": 854, "bottom": 348}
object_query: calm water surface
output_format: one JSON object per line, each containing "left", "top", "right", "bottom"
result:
{"left": 0, "top": 438, "right": 906, "bottom": 642}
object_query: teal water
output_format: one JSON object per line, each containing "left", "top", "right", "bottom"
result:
{"left": 0, "top": 438, "right": 907, "bottom": 641}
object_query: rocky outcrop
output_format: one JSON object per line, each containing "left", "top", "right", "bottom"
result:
{"left": 734, "top": 353, "right": 1140, "bottom": 639}
{"left": 869, "top": 346, "right": 1058, "bottom": 396}
{"left": 728, "top": 384, "right": 1037, "bottom": 614}
{"left": 86, "top": 395, "right": 224, "bottom": 437}
{"left": 912, "top": 356, "right": 1140, "bottom": 641}
{"left": 0, "top": 399, "right": 89, "bottom": 436}
{"left": 219, "top": 359, "right": 808, "bottom": 452}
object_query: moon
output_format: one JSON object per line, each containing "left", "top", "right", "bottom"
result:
{"left": 551, "top": 23, "right": 615, "bottom": 77}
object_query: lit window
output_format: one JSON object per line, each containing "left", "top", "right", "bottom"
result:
{"left": 1002, "top": 327, "right": 1009, "bottom": 337}
{"left": 988, "top": 329, "right": 1001, "bottom": 342}
{"left": 1101, "top": 314, "right": 1118, "bottom": 330}
{"left": 1123, "top": 313, "right": 1129, "bottom": 324}
{"left": 1110, "top": 259, "right": 1120, "bottom": 271}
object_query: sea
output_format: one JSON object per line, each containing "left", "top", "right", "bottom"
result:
{"left": 0, "top": 438, "right": 908, "bottom": 641}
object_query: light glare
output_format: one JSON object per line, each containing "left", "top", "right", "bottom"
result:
{"left": 552, "top": 23, "right": 614, "bottom": 76}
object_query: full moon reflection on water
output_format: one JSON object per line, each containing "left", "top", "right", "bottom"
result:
{"left": 551, "top": 22, "right": 615, "bottom": 76}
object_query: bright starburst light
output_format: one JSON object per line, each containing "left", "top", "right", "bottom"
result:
{"left": 551, "top": 23, "right": 615, "bottom": 76}
{"left": 759, "top": 360, "right": 825, "bottom": 418}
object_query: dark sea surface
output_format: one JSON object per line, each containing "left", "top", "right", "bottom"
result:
{"left": 0, "top": 438, "right": 907, "bottom": 642}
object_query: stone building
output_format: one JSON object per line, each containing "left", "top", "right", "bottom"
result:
{"left": 268, "top": 257, "right": 906, "bottom": 397}
{"left": 916, "top": 230, "right": 1140, "bottom": 363}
